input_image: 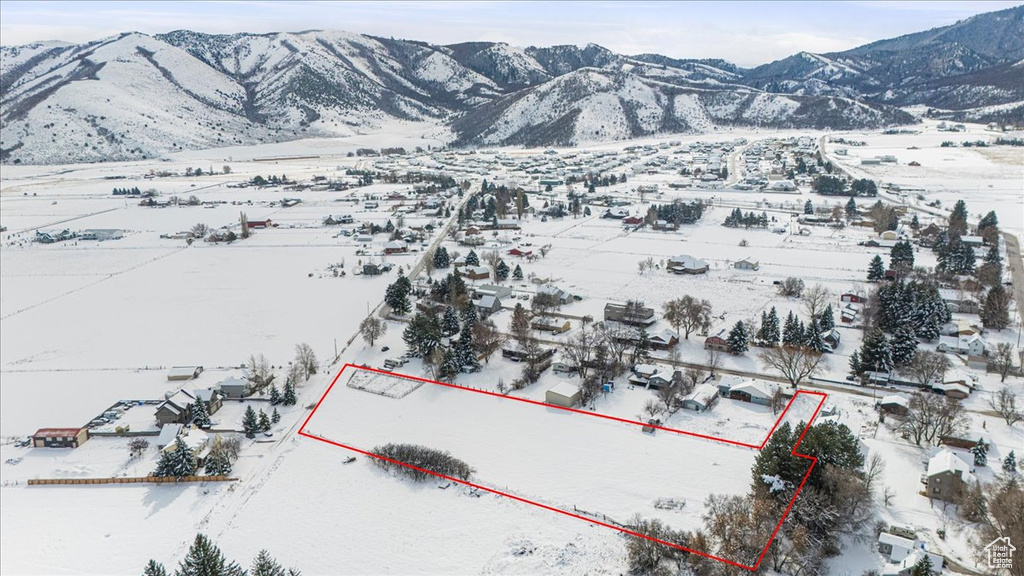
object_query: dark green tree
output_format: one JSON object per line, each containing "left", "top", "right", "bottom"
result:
{"left": 868, "top": 255, "right": 885, "bottom": 281}
{"left": 176, "top": 534, "right": 243, "bottom": 576}
{"left": 726, "top": 321, "right": 749, "bottom": 354}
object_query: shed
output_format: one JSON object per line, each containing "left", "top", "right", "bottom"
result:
{"left": 167, "top": 366, "right": 203, "bottom": 381}
{"left": 32, "top": 427, "right": 88, "bottom": 449}
{"left": 682, "top": 384, "right": 720, "bottom": 412}
{"left": 878, "top": 394, "right": 910, "bottom": 416}
{"left": 734, "top": 258, "right": 760, "bottom": 271}
{"left": 546, "top": 382, "right": 581, "bottom": 408}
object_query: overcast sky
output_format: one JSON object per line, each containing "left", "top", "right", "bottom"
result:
{"left": 1, "top": 1, "right": 1020, "bottom": 67}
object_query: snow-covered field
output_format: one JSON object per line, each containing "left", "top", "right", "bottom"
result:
{"left": 2, "top": 123, "right": 1022, "bottom": 575}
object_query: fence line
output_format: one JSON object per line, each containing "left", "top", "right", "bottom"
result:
{"left": 27, "top": 475, "right": 238, "bottom": 486}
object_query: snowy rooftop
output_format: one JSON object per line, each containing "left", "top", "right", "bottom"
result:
{"left": 927, "top": 449, "right": 971, "bottom": 479}
{"left": 548, "top": 381, "right": 580, "bottom": 398}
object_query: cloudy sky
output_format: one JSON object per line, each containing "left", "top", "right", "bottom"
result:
{"left": 1, "top": 1, "right": 1020, "bottom": 67}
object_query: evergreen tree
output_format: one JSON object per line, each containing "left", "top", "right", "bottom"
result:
{"left": 441, "top": 306, "right": 460, "bottom": 337}
{"left": 970, "top": 439, "right": 988, "bottom": 467}
{"left": 804, "top": 200, "right": 813, "bottom": 215}
{"left": 890, "top": 326, "right": 918, "bottom": 366}
{"left": 890, "top": 240, "right": 914, "bottom": 271}
{"left": 269, "top": 385, "right": 281, "bottom": 405}
{"left": 782, "top": 312, "right": 803, "bottom": 346}
{"left": 439, "top": 347, "right": 462, "bottom": 382}
{"left": 204, "top": 447, "right": 232, "bottom": 476}
{"left": 984, "top": 243, "right": 1002, "bottom": 265}
{"left": 859, "top": 329, "right": 893, "bottom": 373}
{"left": 250, "top": 550, "right": 286, "bottom": 576}
{"left": 868, "top": 255, "right": 885, "bottom": 281}
{"left": 158, "top": 436, "right": 198, "bottom": 479}
{"left": 191, "top": 399, "right": 211, "bottom": 428}
{"left": 848, "top": 350, "right": 863, "bottom": 375}
{"left": 845, "top": 196, "right": 857, "bottom": 218}
{"left": 981, "top": 284, "right": 1011, "bottom": 329}
{"left": 726, "top": 321, "right": 749, "bottom": 354}
{"left": 258, "top": 410, "right": 271, "bottom": 432}
{"left": 513, "top": 264, "right": 523, "bottom": 280}
{"left": 384, "top": 278, "right": 412, "bottom": 315}
{"left": 751, "top": 422, "right": 802, "bottom": 496}
{"left": 804, "top": 317, "right": 826, "bottom": 353}
{"left": 143, "top": 560, "right": 168, "bottom": 576}
{"left": 176, "top": 534, "right": 243, "bottom": 576}
{"left": 764, "top": 307, "right": 780, "bottom": 346}
{"left": 1003, "top": 450, "right": 1017, "bottom": 474}
{"left": 496, "top": 260, "right": 510, "bottom": 282}
{"left": 819, "top": 304, "right": 835, "bottom": 332}
{"left": 948, "top": 200, "right": 968, "bottom": 236}
{"left": 910, "top": 213, "right": 919, "bottom": 229}
{"left": 242, "top": 406, "right": 260, "bottom": 437}
{"left": 465, "top": 250, "right": 479, "bottom": 267}
{"left": 433, "top": 247, "right": 450, "bottom": 269}
{"left": 456, "top": 322, "right": 480, "bottom": 372}
{"left": 271, "top": 407, "right": 280, "bottom": 424}
{"left": 756, "top": 310, "right": 771, "bottom": 346}
{"left": 282, "top": 381, "right": 297, "bottom": 406}
{"left": 459, "top": 300, "right": 478, "bottom": 326}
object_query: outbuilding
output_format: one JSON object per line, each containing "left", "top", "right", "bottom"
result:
{"left": 167, "top": 366, "right": 203, "bottom": 381}
{"left": 545, "top": 381, "right": 581, "bottom": 408}
{"left": 682, "top": 384, "right": 720, "bottom": 412}
{"left": 32, "top": 427, "right": 89, "bottom": 448}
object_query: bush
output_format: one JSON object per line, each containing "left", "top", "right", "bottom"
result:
{"left": 778, "top": 277, "right": 805, "bottom": 297}
{"left": 370, "top": 443, "right": 475, "bottom": 482}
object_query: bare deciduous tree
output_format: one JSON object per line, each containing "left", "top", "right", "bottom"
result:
{"left": 906, "top": 350, "right": 951, "bottom": 386}
{"left": 895, "top": 392, "right": 969, "bottom": 446}
{"left": 190, "top": 223, "right": 210, "bottom": 239}
{"left": 988, "top": 386, "right": 1023, "bottom": 426}
{"left": 656, "top": 382, "right": 679, "bottom": 414}
{"left": 595, "top": 321, "right": 630, "bottom": 371}
{"left": 662, "top": 296, "right": 713, "bottom": 339}
{"left": 801, "top": 284, "right": 832, "bottom": 320}
{"left": 992, "top": 342, "right": 1018, "bottom": 383}
{"left": 472, "top": 320, "right": 504, "bottom": 363}
{"left": 758, "top": 345, "right": 827, "bottom": 387}
{"left": 561, "top": 325, "right": 597, "bottom": 379}
{"left": 294, "top": 343, "right": 318, "bottom": 379}
{"left": 706, "top": 347, "right": 723, "bottom": 376}
{"left": 245, "top": 354, "right": 274, "bottom": 392}
{"left": 642, "top": 399, "right": 661, "bottom": 421}
{"left": 128, "top": 439, "right": 149, "bottom": 459}
{"left": 682, "top": 366, "right": 706, "bottom": 395}
{"left": 778, "top": 277, "right": 805, "bottom": 298}
{"left": 359, "top": 315, "right": 387, "bottom": 346}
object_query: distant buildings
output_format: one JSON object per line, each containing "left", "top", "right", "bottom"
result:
{"left": 667, "top": 255, "right": 709, "bottom": 275}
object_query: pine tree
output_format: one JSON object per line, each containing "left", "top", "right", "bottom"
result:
{"left": 984, "top": 243, "right": 1002, "bottom": 265}
{"left": 269, "top": 385, "right": 281, "bottom": 405}
{"left": 971, "top": 439, "right": 987, "bottom": 467}
{"left": 159, "top": 436, "right": 198, "bottom": 479}
{"left": 513, "top": 264, "right": 523, "bottom": 280}
{"left": 757, "top": 310, "right": 771, "bottom": 346}
{"left": 804, "top": 200, "right": 813, "bottom": 214}
{"left": 384, "top": 279, "right": 411, "bottom": 315}
{"left": 271, "top": 407, "right": 280, "bottom": 424}
{"left": 860, "top": 329, "right": 893, "bottom": 373}
{"left": 804, "top": 317, "right": 826, "bottom": 353}
{"left": 433, "top": 246, "right": 450, "bottom": 269}
{"left": 143, "top": 560, "right": 168, "bottom": 576}
{"left": 465, "top": 250, "right": 479, "bottom": 267}
{"left": 191, "top": 399, "right": 211, "bottom": 428}
{"left": 459, "top": 300, "right": 478, "bottom": 326}
{"left": 848, "top": 350, "right": 863, "bottom": 375}
{"left": 439, "top": 347, "right": 462, "bottom": 382}
{"left": 456, "top": 323, "right": 479, "bottom": 372}
{"left": 948, "top": 199, "right": 968, "bottom": 236}
{"left": 782, "top": 312, "right": 803, "bottom": 346}
{"left": 909, "top": 553, "right": 936, "bottom": 576}
{"left": 243, "top": 406, "right": 260, "bottom": 437}
{"left": 868, "top": 255, "right": 885, "bottom": 281}
{"left": 890, "top": 240, "right": 914, "bottom": 271}
{"left": 258, "top": 410, "right": 271, "bottom": 432}
{"left": 981, "top": 284, "right": 1011, "bottom": 329}
{"left": 845, "top": 196, "right": 857, "bottom": 218}
{"left": 176, "top": 534, "right": 243, "bottom": 576}
{"left": 282, "top": 381, "right": 297, "bottom": 406}
{"left": 496, "top": 260, "right": 510, "bottom": 281}
{"left": 890, "top": 326, "right": 918, "bottom": 366}
{"left": 910, "top": 213, "right": 919, "bottom": 229}
{"left": 441, "top": 306, "right": 460, "bottom": 337}
{"left": 764, "top": 307, "right": 780, "bottom": 346}
{"left": 204, "top": 448, "right": 232, "bottom": 476}
{"left": 726, "top": 321, "right": 749, "bottom": 354}
{"left": 819, "top": 304, "right": 835, "bottom": 332}
{"left": 1003, "top": 450, "right": 1017, "bottom": 474}
{"left": 250, "top": 550, "right": 285, "bottom": 576}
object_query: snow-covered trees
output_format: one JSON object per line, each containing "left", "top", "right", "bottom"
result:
{"left": 981, "top": 284, "right": 1011, "bottom": 329}
{"left": 370, "top": 443, "right": 474, "bottom": 482}
{"left": 867, "top": 255, "right": 885, "bottom": 281}
{"left": 243, "top": 406, "right": 260, "bottom": 437}
{"left": 859, "top": 329, "right": 893, "bottom": 373}
{"left": 282, "top": 381, "right": 297, "bottom": 406}
{"left": 258, "top": 410, "right": 271, "bottom": 432}
{"left": 756, "top": 307, "right": 780, "bottom": 347}
{"left": 873, "top": 280, "right": 949, "bottom": 341}
{"left": 465, "top": 249, "right": 479, "bottom": 267}
{"left": 471, "top": 319, "right": 503, "bottom": 363}
{"left": 440, "top": 306, "right": 460, "bottom": 337}
{"left": 778, "top": 277, "right": 805, "bottom": 297}
{"left": 512, "top": 264, "right": 523, "bottom": 280}
{"left": 889, "top": 326, "right": 919, "bottom": 366}
{"left": 801, "top": 284, "right": 832, "bottom": 321}
{"left": 971, "top": 439, "right": 988, "bottom": 466}
{"left": 245, "top": 354, "right": 274, "bottom": 394}
{"left": 948, "top": 199, "right": 969, "bottom": 236}
{"left": 726, "top": 321, "right": 749, "bottom": 355}
{"left": 294, "top": 343, "right": 317, "bottom": 379}
{"left": 889, "top": 240, "right": 914, "bottom": 272}
{"left": 359, "top": 315, "right": 387, "bottom": 346}
{"left": 143, "top": 559, "right": 168, "bottom": 576}
{"left": 782, "top": 312, "right": 804, "bottom": 346}
{"left": 662, "top": 296, "right": 713, "bottom": 339}
{"left": 845, "top": 197, "right": 857, "bottom": 218}
{"left": 432, "top": 246, "right": 450, "bottom": 269}
{"left": 803, "top": 317, "right": 826, "bottom": 353}
{"left": 153, "top": 436, "right": 197, "bottom": 478}
{"left": 384, "top": 275, "right": 412, "bottom": 315}
{"left": 191, "top": 398, "right": 211, "bottom": 428}
{"left": 495, "top": 260, "right": 510, "bottom": 282}
{"left": 128, "top": 438, "right": 149, "bottom": 459}
{"left": 403, "top": 312, "right": 441, "bottom": 358}
{"left": 269, "top": 385, "right": 281, "bottom": 405}
{"left": 1004, "top": 451, "right": 1017, "bottom": 474}
{"left": 155, "top": 533, "right": 302, "bottom": 576}
{"left": 455, "top": 322, "right": 480, "bottom": 373}
{"left": 203, "top": 436, "right": 238, "bottom": 476}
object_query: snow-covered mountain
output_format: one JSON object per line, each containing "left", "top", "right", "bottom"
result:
{"left": 2, "top": 7, "right": 1020, "bottom": 165}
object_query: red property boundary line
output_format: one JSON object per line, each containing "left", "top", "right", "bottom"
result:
{"left": 298, "top": 363, "right": 828, "bottom": 572}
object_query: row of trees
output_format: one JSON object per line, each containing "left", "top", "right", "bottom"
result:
{"left": 145, "top": 533, "right": 299, "bottom": 576}
{"left": 722, "top": 208, "right": 769, "bottom": 229}
{"left": 152, "top": 435, "right": 241, "bottom": 478}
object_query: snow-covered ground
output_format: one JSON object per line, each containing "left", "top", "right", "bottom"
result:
{"left": 2, "top": 123, "right": 1022, "bottom": 575}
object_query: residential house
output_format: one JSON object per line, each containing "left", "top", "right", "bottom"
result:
{"left": 80, "top": 229, "right": 124, "bottom": 241}
{"left": 623, "top": 216, "right": 644, "bottom": 226}
{"left": 537, "top": 285, "right": 573, "bottom": 304}
{"left": 648, "top": 370, "right": 682, "bottom": 390}
{"left": 546, "top": 381, "right": 581, "bottom": 408}
{"left": 727, "top": 380, "right": 778, "bottom": 406}
{"left": 383, "top": 240, "right": 408, "bottom": 254}
{"left": 507, "top": 247, "right": 533, "bottom": 258}
{"left": 823, "top": 329, "right": 841, "bottom": 350}
{"left": 193, "top": 388, "right": 224, "bottom": 416}
{"left": 704, "top": 335, "right": 731, "bottom": 353}
{"left": 840, "top": 293, "right": 866, "bottom": 304}
{"left": 926, "top": 449, "right": 973, "bottom": 502}
{"left": 931, "top": 382, "right": 971, "bottom": 400}
{"left": 32, "top": 427, "right": 88, "bottom": 448}
{"left": 167, "top": 366, "right": 203, "bottom": 381}
{"left": 648, "top": 329, "right": 679, "bottom": 350}
{"left": 604, "top": 303, "right": 657, "bottom": 326}
{"left": 472, "top": 295, "right": 503, "bottom": 316}
{"left": 734, "top": 258, "right": 759, "bottom": 271}
{"left": 937, "top": 334, "right": 988, "bottom": 356}
{"left": 938, "top": 288, "right": 980, "bottom": 315}
{"left": 248, "top": 219, "right": 273, "bottom": 229}
{"left": 682, "top": 384, "right": 720, "bottom": 412}
{"left": 667, "top": 255, "right": 709, "bottom": 275}
{"left": 877, "top": 534, "right": 944, "bottom": 572}
{"left": 216, "top": 376, "right": 252, "bottom": 399}
{"left": 475, "top": 284, "right": 513, "bottom": 300}
{"left": 878, "top": 395, "right": 910, "bottom": 416}
{"left": 460, "top": 265, "right": 491, "bottom": 281}
{"left": 602, "top": 208, "right": 630, "bottom": 219}
{"left": 155, "top": 390, "right": 197, "bottom": 427}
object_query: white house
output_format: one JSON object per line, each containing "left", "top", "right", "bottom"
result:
{"left": 682, "top": 384, "right": 719, "bottom": 412}
{"left": 725, "top": 380, "right": 778, "bottom": 406}
{"left": 937, "top": 334, "right": 988, "bottom": 356}
{"left": 537, "top": 284, "right": 574, "bottom": 304}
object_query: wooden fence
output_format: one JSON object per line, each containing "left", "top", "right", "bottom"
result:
{"left": 27, "top": 475, "right": 237, "bottom": 486}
